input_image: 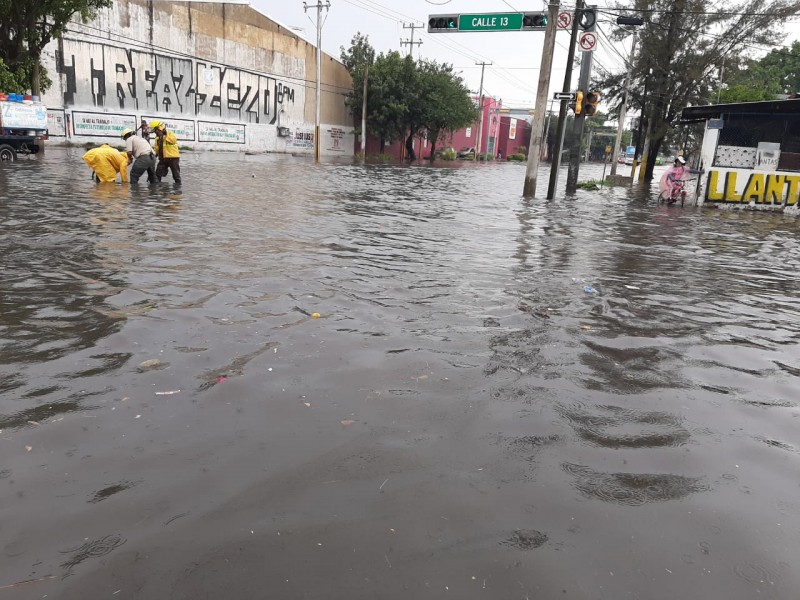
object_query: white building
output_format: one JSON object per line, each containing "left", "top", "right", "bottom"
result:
{"left": 40, "top": 0, "right": 355, "bottom": 155}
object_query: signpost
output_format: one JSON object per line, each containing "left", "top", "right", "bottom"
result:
{"left": 557, "top": 11, "right": 572, "bottom": 29}
{"left": 428, "top": 12, "right": 549, "bottom": 32}
{"left": 553, "top": 92, "right": 576, "bottom": 100}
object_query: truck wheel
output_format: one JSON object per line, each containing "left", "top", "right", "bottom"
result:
{"left": 0, "top": 145, "right": 17, "bottom": 161}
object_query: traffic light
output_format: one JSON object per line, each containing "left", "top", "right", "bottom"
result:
{"left": 569, "top": 90, "right": 584, "bottom": 115}
{"left": 579, "top": 8, "right": 597, "bottom": 31}
{"left": 584, "top": 90, "right": 601, "bottom": 116}
{"left": 522, "top": 12, "right": 548, "bottom": 30}
{"left": 428, "top": 15, "right": 458, "bottom": 32}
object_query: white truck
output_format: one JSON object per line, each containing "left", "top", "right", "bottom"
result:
{"left": 0, "top": 99, "right": 49, "bottom": 161}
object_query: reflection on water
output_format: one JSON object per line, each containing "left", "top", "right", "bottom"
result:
{"left": 2, "top": 149, "right": 800, "bottom": 596}
{"left": 562, "top": 462, "right": 709, "bottom": 505}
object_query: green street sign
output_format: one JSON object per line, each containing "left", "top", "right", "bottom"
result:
{"left": 459, "top": 13, "right": 523, "bottom": 32}
{"left": 428, "top": 12, "right": 549, "bottom": 33}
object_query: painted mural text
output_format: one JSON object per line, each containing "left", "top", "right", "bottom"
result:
{"left": 57, "top": 39, "right": 297, "bottom": 125}
{"left": 706, "top": 170, "right": 800, "bottom": 205}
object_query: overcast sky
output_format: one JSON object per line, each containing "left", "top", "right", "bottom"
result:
{"left": 248, "top": 0, "right": 630, "bottom": 109}
{"left": 248, "top": 0, "right": 798, "bottom": 111}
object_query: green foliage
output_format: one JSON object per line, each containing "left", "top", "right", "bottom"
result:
{"left": 340, "top": 36, "right": 477, "bottom": 159}
{"left": 718, "top": 84, "right": 775, "bottom": 103}
{"left": 0, "top": 57, "right": 51, "bottom": 93}
{"left": 720, "top": 41, "right": 800, "bottom": 101}
{"left": 577, "top": 180, "right": 602, "bottom": 190}
{"left": 416, "top": 59, "right": 478, "bottom": 160}
{"left": 0, "top": 0, "right": 111, "bottom": 94}
{"left": 366, "top": 153, "right": 394, "bottom": 163}
{"left": 600, "top": 0, "right": 800, "bottom": 179}
{"left": 440, "top": 147, "right": 456, "bottom": 161}
{"left": 508, "top": 153, "right": 526, "bottom": 162}
{"left": 0, "top": 58, "right": 25, "bottom": 92}
{"left": 340, "top": 32, "right": 375, "bottom": 121}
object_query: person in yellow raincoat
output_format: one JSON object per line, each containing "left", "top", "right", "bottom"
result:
{"left": 82, "top": 144, "right": 129, "bottom": 182}
{"left": 150, "top": 120, "right": 181, "bottom": 184}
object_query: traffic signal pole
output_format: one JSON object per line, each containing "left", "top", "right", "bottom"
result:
{"left": 523, "top": 2, "right": 559, "bottom": 198}
{"left": 565, "top": 7, "right": 595, "bottom": 193}
{"left": 546, "top": 0, "right": 583, "bottom": 200}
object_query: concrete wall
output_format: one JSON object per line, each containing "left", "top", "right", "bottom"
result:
{"left": 40, "top": 0, "right": 355, "bottom": 155}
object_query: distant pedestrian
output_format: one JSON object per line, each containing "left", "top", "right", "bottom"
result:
{"left": 121, "top": 128, "right": 156, "bottom": 183}
{"left": 82, "top": 144, "right": 128, "bottom": 183}
{"left": 150, "top": 120, "right": 181, "bottom": 184}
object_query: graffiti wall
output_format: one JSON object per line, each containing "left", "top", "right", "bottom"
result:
{"left": 38, "top": 0, "right": 355, "bottom": 155}
{"left": 54, "top": 39, "right": 300, "bottom": 126}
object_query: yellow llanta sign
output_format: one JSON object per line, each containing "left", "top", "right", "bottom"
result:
{"left": 706, "top": 170, "right": 800, "bottom": 205}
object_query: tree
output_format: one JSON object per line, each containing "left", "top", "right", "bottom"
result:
{"left": 340, "top": 32, "right": 375, "bottom": 139}
{"left": 0, "top": 0, "right": 111, "bottom": 95}
{"left": 720, "top": 40, "right": 800, "bottom": 102}
{"left": 416, "top": 60, "right": 478, "bottom": 161}
{"left": 369, "top": 51, "right": 415, "bottom": 154}
{"left": 341, "top": 35, "right": 477, "bottom": 160}
{"left": 600, "top": 0, "right": 800, "bottom": 179}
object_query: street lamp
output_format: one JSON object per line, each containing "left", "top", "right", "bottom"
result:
{"left": 610, "top": 16, "right": 644, "bottom": 177}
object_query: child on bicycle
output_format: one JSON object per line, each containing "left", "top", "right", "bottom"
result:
{"left": 659, "top": 156, "right": 688, "bottom": 204}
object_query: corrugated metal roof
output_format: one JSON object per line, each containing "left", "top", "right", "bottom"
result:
{"left": 680, "top": 98, "right": 800, "bottom": 123}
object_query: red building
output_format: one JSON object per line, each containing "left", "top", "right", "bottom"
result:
{"left": 496, "top": 116, "right": 532, "bottom": 160}
{"left": 357, "top": 96, "right": 508, "bottom": 160}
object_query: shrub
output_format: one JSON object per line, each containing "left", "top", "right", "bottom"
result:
{"left": 508, "top": 153, "right": 526, "bottom": 161}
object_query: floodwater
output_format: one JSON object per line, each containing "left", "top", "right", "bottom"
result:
{"left": 1, "top": 148, "right": 799, "bottom": 600}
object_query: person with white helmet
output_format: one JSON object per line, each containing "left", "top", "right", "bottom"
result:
{"left": 659, "top": 155, "right": 689, "bottom": 204}
{"left": 121, "top": 127, "right": 156, "bottom": 183}
{"left": 150, "top": 120, "right": 181, "bottom": 184}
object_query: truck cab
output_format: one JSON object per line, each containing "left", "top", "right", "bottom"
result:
{"left": 0, "top": 95, "right": 49, "bottom": 161}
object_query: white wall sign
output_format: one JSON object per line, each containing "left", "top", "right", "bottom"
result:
{"left": 326, "top": 127, "right": 347, "bottom": 152}
{"left": 198, "top": 121, "right": 245, "bottom": 144}
{"left": 72, "top": 111, "right": 136, "bottom": 137}
{"left": 509, "top": 119, "right": 517, "bottom": 140}
{"left": 142, "top": 116, "right": 195, "bottom": 141}
{"left": 47, "top": 109, "right": 66, "bottom": 136}
{"left": 288, "top": 129, "right": 314, "bottom": 149}
{"left": 755, "top": 142, "right": 781, "bottom": 171}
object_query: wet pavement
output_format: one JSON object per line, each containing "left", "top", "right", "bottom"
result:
{"left": 1, "top": 148, "right": 799, "bottom": 599}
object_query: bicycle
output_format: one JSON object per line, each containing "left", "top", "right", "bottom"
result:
{"left": 658, "top": 178, "right": 695, "bottom": 207}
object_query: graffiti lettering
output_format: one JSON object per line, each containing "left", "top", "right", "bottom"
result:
{"left": 706, "top": 170, "right": 800, "bottom": 205}
{"left": 56, "top": 39, "right": 296, "bottom": 125}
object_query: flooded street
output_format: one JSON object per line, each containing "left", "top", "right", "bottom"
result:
{"left": 1, "top": 148, "right": 799, "bottom": 599}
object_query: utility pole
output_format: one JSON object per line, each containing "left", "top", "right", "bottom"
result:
{"left": 547, "top": 0, "right": 583, "bottom": 199}
{"left": 304, "top": 0, "right": 330, "bottom": 163}
{"left": 566, "top": 6, "right": 596, "bottom": 193}
{"left": 610, "top": 17, "right": 643, "bottom": 177}
{"left": 361, "top": 63, "right": 368, "bottom": 159}
{"left": 610, "top": 27, "right": 640, "bottom": 176}
{"left": 400, "top": 23, "right": 423, "bottom": 57}
{"left": 523, "top": 2, "right": 559, "bottom": 198}
{"left": 474, "top": 61, "right": 491, "bottom": 161}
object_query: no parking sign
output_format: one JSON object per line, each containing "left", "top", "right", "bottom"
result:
{"left": 579, "top": 31, "right": 597, "bottom": 51}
